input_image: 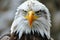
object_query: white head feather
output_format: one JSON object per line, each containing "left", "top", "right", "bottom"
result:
{"left": 11, "top": 0, "right": 51, "bottom": 39}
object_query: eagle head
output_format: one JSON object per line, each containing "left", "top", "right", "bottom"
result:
{"left": 11, "top": 0, "right": 51, "bottom": 39}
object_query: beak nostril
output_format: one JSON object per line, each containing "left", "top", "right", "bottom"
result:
{"left": 32, "top": 13, "right": 34, "bottom": 15}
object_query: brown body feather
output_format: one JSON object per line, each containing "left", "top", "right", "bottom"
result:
{"left": 1, "top": 32, "right": 51, "bottom": 40}
{"left": 0, "top": 32, "right": 51, "bottom": 40}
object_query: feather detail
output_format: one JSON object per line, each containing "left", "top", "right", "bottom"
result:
{"left": 11, "top": 0, "right": 51, "bottom": 39}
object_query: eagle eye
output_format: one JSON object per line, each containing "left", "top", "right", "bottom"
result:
{"left": 35, "top": 10, "right": 46, "bottom": 15}
{"left": 22, "top": 10, "right": 27, "bottom": 13}
{"left": 20, "top": 9, "right": 27, "bottom": 16}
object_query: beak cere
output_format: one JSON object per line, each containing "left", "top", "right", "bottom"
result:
{"left": 25, "top": 11, "right": 38, "bottom": 28}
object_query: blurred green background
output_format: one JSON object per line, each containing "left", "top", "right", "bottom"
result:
{"left": 0, "top": 0, "right": 60, "bottom": 40}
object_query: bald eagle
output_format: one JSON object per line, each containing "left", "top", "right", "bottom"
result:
{"left": 11, "top": 0, "right": 51, "bottom": 40}
{"left": 0, "top": 0, "right": 53, "bottom": 40}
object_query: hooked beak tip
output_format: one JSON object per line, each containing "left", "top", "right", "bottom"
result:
{"left": 24, "top": 11, "right": 38, "bottom": 28}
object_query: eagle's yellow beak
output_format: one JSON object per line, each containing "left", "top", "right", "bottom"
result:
{"left": 25, "top": 11, "right": 38, "bottom": 28}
